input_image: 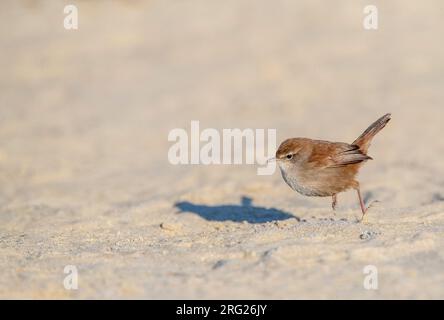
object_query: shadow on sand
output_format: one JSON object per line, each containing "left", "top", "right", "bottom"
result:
{"left": 174, "top": 196, "right": 298, "bottom": 223}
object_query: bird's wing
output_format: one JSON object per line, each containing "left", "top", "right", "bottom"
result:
{"left": 306, "top": 142, "right": 371, "bottom": 169}
{"left": 328, "top": 144, "right": 372, "bottom": 167}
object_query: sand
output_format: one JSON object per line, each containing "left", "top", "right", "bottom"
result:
{"left": 0, "top": 0, "right": 443, "bottom": 299}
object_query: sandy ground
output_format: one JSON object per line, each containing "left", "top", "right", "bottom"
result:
{"left": 1, "top": 0, "right": 444, "bottom": 299}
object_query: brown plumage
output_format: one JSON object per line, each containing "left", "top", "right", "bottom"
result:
{"left": 275, "top": 113, "right": 391, "bottom": 219}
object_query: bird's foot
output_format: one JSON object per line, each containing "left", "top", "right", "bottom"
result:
{"left": 359, "top": 200, "right": 380, "bottom": 222}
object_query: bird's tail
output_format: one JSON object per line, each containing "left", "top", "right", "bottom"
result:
{"left": 352, "top": 113, "right": 391, "bottom": 154}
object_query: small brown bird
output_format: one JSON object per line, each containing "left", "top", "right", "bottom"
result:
{"left": 274, "top": 113, "right": 391, "bottom": 219}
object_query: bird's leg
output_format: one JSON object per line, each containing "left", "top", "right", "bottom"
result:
{"left": 331, "top": 194, "right": 337, "bottom": 213}
{"left": 356, "top": 187, "right": 367, "bottom": 220}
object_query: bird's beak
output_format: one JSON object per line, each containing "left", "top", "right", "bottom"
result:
{"left": 267, "top": 157, "right": 276, "bottom": 163}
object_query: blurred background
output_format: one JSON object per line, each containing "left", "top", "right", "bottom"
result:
{"left": 1, "top": 0, "right": 443, "bottom": 299}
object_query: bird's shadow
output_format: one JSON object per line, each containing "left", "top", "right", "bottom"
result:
{"left": 174, "top": 196, "right": 298, "bottom": 224}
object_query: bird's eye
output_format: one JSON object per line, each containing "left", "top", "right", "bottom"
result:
{"left": 286, "top": 154, "right": 293, "bottom": 160}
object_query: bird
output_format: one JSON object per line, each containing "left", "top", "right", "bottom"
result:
{"left": 273, "top": 113, "right": 391, "bottom": 220}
